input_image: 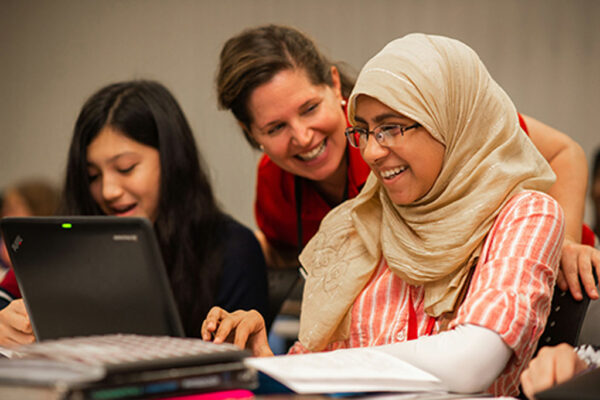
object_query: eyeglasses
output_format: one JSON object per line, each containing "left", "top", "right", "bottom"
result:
{"left": 345, "top": 123, "right": 421, "bottom": 149}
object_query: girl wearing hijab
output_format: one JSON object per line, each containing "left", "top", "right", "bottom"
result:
{"left": 203, "top": 34, "right": 564, "bottom": 396}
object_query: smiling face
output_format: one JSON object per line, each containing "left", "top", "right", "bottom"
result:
{"left": 246, "top": 67, "right": 348, "bottom": 184}
{"left": 354, "top": 95, "right": 445, "bottom": 205}
{"left": 86, "top": 126, "right": 161, "bottom": 222}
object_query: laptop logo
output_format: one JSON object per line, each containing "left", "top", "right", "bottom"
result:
{"left": 113, "top": 234, "right": 138, "bottom": 242}
{"left": 11, "top": 235, "right": 24, "bottom": 252}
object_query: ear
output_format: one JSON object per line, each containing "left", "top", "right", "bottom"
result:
{"left": 330, "top": 65, "right": 343, "bottom": 100}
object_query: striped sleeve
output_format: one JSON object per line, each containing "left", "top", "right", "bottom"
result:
{"left": 450, "top": 191, "right": 564, "bottom": 395}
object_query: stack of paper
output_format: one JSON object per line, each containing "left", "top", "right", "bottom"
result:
{"left": 245, "top": 346, "right": 443, "bottom": 394}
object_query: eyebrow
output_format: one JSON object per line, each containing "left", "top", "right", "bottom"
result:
{"left": 259, "top": 119, "right": 282, "bottom": 132}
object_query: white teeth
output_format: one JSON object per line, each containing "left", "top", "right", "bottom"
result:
{"left": 297, "top": 140, "right": 326, "bottom": 161}
{"left": 380, "top": 166, "right": 407, "bottom": 179}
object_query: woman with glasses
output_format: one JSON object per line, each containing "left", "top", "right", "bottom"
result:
{"left": 204, "top": 33, "right": 564, "bottom": 396}
{"left": 0, "top": 80, "right": 269, "bottom": 346}
{"left": 217, "top": 24, "right": 596, "bottom": 301}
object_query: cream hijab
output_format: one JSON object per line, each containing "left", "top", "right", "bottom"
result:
{"left": 298, "top": 33, "right": 556, "bottom": 351}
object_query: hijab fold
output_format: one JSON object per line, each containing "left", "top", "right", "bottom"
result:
{"left": 298, "top": 33, "right": 556, "bottom": 352}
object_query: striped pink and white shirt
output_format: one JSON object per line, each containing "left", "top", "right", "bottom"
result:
{"left": 290, "top": 191, "right": 564, "bottom": 397}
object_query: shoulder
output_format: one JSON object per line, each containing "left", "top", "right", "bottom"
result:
{"left": 221, "top": 215, "right": 257, "bottom": 242}
{"left": 256, "top": 154, "right": 294, "bottom": 196}
{"left": 483, "top": 190, "right": 565, "bottom": 264}
{"left": 490, "top": 190, "right": 565, "bottom": 246}
{"left": 500, "top": 190, "right": 563, "bottom": 220}
{"left": 220, "top": 216, "right": 264, "bottom": 264}
{"left": 257, "top": 154, "right": 285, "bottom": 179}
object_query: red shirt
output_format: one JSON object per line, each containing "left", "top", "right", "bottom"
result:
{"left": 255, "top": 144, "right": 370, "bottom": 249}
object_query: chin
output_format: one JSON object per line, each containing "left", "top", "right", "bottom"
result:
{"left": 309, "top": 165, "right": 340, "bottom": 182}
{"left": 385, "top": 191, "right": 411, "bottom": 206}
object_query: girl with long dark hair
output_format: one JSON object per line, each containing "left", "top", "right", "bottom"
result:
{"left": 0, "top": 80, "right": 268, "bottom": 344}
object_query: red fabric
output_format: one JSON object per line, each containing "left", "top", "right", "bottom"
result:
{"left": 582, "top": 224, "right": 596, "bottom": 247}
{"left": 0, "top": 269, "right": 20, "bottom": 298}
{"left": 518, "top": 112, "right": 528, "bottom": 134}
{"left": 407, "top": 287, "right": 436, "bottom": 341}
{"left": 255, "top": 144, "right": 370, "bottom": 248}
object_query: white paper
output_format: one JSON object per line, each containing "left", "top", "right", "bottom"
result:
{"left": 245, "top": 347, "right": 443, "bottom": 394}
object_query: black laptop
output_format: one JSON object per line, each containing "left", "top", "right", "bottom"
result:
{"left": 0, "top": 216, "right": 185, "bottom": 340}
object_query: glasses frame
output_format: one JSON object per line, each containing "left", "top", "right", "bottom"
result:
{"left": 345, "top": 123, "right": 421, "bottom": 149}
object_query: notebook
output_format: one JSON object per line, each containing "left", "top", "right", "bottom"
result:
{"left": 0, "top": 216, "right": 185, "bottom": 340}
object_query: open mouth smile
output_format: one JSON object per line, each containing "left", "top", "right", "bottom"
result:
{"left": 295, "top": 139, "right": 327, "bottom": 161}
{"left": 110, "top": 203, "right": 136, "bottom": 215}
{"left": 380, "top": 166, "right": 408, "bottom": 180}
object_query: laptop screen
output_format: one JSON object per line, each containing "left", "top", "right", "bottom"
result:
{"left": 0, "top": 216, "right": 184, "bottom": 340}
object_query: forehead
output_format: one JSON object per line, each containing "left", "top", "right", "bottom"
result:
{"left": 248, "top": 68, "right": 327, "bottom": 124}
{"left": 86, "top": 126, "right": 155, "bottom": 162}
{"left": 354, "top": 95, "right": 411, "bottom": 122}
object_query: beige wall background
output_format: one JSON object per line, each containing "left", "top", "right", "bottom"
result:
{"left": 1, "top": 0, "right": 599, "bottom": 229}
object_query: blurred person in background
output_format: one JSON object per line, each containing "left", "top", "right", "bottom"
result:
{"left": 0, "top": 179, "right": 60, "bottom": 346}
{"left": 0, "top": 178, "right": 60, "bottom": 279}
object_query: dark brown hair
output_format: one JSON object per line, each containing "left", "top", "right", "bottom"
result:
{"left": 216, "top": 24, "right": 355, "bottom": 148}
{"left": 61, "top": 80, "right": 225, "bottom": 337}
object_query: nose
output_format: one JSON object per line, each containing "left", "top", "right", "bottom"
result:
{"left": 361, "top": 134, "right": 388, "bottom": 164}
{"left": 101, "top": 173, "right": 123, "bottom": 203}
{"left": 290, "top": 121, "right": 314, "bottom": 147}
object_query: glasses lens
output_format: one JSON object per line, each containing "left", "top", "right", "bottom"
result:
{"left": 358, "top": 130, "right": 369, "bottom": 148}
{"left": 345, "top": 128, "right": 360, "bottom": 148}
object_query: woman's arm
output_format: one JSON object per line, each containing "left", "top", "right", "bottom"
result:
{"left": 448, "top": 191, "right": 564, "bottom": 395}
{"left": 378, "top": 324, "right": 511, "bottom": 393}
{"left": 524, "top": 114, "right": 600, "bottom": 300}
{"left": 254, "top": 229, "right": 300, "bottom": 269}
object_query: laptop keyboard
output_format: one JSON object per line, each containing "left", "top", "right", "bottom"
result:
{"left": 10, "top": 334, "right": 243, "bottom": 366}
